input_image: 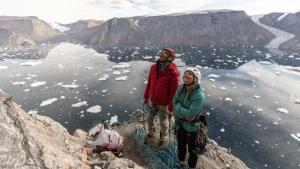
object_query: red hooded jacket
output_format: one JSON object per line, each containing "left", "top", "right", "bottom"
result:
{"left": 144, "top": 61, "right": 180, "bottom": 112}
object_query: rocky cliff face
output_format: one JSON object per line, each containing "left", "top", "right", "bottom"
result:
{"left": 87, "top": 10, "right": 274, "bottom": 47}
{"left": 0, "top": 90, "right": 249, "bottom": 169}
{"left": 259, "top": 12, "right": 300, "bottom": 50}
{"left": 0, "top": 16, "right": 61, "bottom": 46}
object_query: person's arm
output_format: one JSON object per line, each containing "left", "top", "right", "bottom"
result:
{"left": 176, "top": 92, "right": 205, "bottom": 119}
{"left": 168, "top": 74, "right": 179, "bottom": 112}
{"left": 143, "top": 67, "right": 152, "bottom": 101}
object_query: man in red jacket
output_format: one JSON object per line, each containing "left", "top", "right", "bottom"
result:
{"left": 144, "top": 48, "right": 180, "bottom": 147}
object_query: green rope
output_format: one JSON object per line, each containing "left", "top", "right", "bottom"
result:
{"left": 134, "top": 128, "right": 188, "bottom": 169}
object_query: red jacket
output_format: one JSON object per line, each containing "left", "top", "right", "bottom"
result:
{"left": 144, "top": 61, "right": 180, "bottom": 112}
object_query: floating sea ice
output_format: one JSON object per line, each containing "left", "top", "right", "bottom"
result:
{"left": 98, "top": 74, "right": 109, "bottom": 81}
{"left": 24, "top": 89, "right": 30, "bottom": 92}
{"left": 277, "top": 108, "right": 289, "bottom": 114}
{"left": 0, "top": 66, "right": 8, "bottom": 70}
{"left": 207, "top": 74, "right": 220, "bottom": 78}
{"left": 257, "top": 108, "right": 263, "bottom": 112}
{"left": 209, "top": 78, "right": 215, "bottom": 82}
{"left": 275, "top": 72, "right": 281, "bottom": 76}
{"left": 12, "top": 81, "right": 26, "bottom": 86}
{"left": 115, "top": 76, "right": 128, "bottom": 81}
{"left": 30, "top": 81, "right": 47, "bottom": 87}
{"left": 84, "top": 66, "right": 93, "bottom": 70}
{"left": 112, "top": 62, "right": 130, "bottom": 69}
{"left": 220, "top": 128, "right": 225, "bottom": 132}
{"left": 254, "top": 140, "right": 260, "bottom": 144}
{"left": 253, "top": 95, "right": 262, "bottom": 99}
{"left": 123, "top": 70, "right": 130, "bottom": 74}
{"left": 113, "top": 71, "right": 121, "bottom": 75}
{"left": 102, "top": 89, "right": 108, "bottom": 93}
{"left": 40, "top": 98, "right": 58, "bottom": 107}
{"left": 259, "top": 61, "right": 272, "bottom": 65}
{"left": 87, "top": 105, "right": 102, "bottom": 113}
{"left": 225, "top": 98, "right": 232, "bottom": 102}
{"left": 72, "top": 101, "right": 88, "bottom": 108}
{"left": 110, "top": 115, "right": 118, "bottom": 125}
{"left": 219, "top": 86, "right": 227, "bottom": 90}
{"left": 273, "top": 121, "right": 279, "bottom": 125}
{"left": 60, "top": 96, "right": 66, "bottom": 99}
{"left": 27, "top": 110, "right": 38, "bottom": 115}
{"left": 20, "top": 61, "right": 42, "bottom": 66}
{"left": 61, "top": 84, "right": 79, "bottom": 89}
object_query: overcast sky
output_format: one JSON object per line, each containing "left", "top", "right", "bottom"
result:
{"left": 0, "top": 0, "right": 299, "bottom": 23}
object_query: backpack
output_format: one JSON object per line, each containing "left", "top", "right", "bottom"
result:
{"left": 86, "top": 123, "right": 124, "bottom": 155}
{"left": 194, "top": 113, "right": 208, "bottom": 155}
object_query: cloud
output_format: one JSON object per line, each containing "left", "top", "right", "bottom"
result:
{"left": 0, "top": 0, "right": 299, "bottom": 23}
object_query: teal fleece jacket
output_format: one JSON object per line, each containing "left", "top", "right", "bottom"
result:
{"left": 173, "top": 84, "right": 206, "bottom": 132}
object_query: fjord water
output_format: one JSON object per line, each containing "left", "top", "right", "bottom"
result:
{"left": 0, "top": 43, "right": 299, "bottom": 169}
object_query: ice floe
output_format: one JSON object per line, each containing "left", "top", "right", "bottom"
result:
{"left": 277, "top": 108, "right": 289, "bottom": 114}
{"left": 253, "top": 95, "right": 262, "bottom": 99}
{"left": 225, "top": 98, "right": 232, "bottom": 102}
{"left": 27, "top": 110, "right": 38, "bottom": 115}
{"left": 113, "top": 71, "right": 121, "bottom": 75}
{"left": 30, "top": 81, "right": 47, "bottom": 87}
{"left": 219, "top": 86, "right": 227, "bottom": 90}
{"left": 20, "top": 61, "right": 42, "bottom": 66}
{"left": 110, "top": 115, "right": 118, "bottom": 125}
{"left": 259, "top": 61, "right": 272, "bottom": 65}
{"left": 40, "top": 98, "right": 58, "bottom": 107}
{"left": 12, "top": 81, "right": 26, "bottom": 86}
{"left": 98, "top": 74, "right": 110, "bottom": 81}
{"left": 112, "top": 62, "right": 130, "bottom": 69}
{"left": 207, "top": 74, "right": 220, "bottom": 78}
{"left": 72, "top": 101, "right": 88, "bottom": 108}
{"left": 87, "top": 105, "right": 102, "bottom": 113}
{"left": 115, "top": 76, "right": 128, "bottom": 81}
{"left": 61, "top": 84, "right": 79, "bottom": 89}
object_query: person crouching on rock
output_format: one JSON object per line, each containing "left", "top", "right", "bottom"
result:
{"left": 143, "top": 48, "right": 180, "bottom": 148}
{"left": 173, "top": 67, "right": 206, "bottom": 169}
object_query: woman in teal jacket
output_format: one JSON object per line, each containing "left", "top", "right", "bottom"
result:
{"left": 173, "top": 67, "right": 206, "bottom": 169}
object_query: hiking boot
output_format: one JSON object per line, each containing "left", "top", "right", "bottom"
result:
{"left": 176, "top": 161, "right": 187, "bottom": 167}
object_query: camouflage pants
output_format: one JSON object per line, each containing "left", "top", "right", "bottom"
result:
{"left": 147, "top": 101, "right": 169, "bottom": 142}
